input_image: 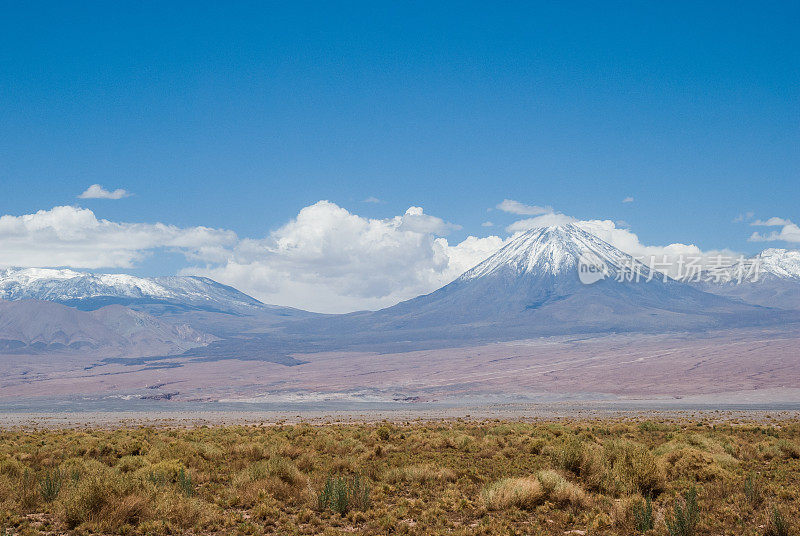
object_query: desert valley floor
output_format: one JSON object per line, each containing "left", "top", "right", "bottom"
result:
{"left": 3, "top": 327, "right": 800, "bottom": 408}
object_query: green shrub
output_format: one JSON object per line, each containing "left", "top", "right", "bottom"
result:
{"left": 666, "top": 487, "right": 700, "bottom": 536}
{"left": 632, "top": 494, "right": 654, "bottom": 533}
{"left": 177, "top": 467, "right": 193, "bottom": 497}
{"left": 318, "top": 474, "right": 347, "bottom": 514}
{"left": 317, "top": 473, "right": 371, "bottom": 514}
{"left": 744, "top": 472, "right": 764, "bottom": 507}
{"left": 638, "top": 421, "right": 660, "bottom": 432}
{"left": 39, "top": 469, "right": 63, "bottom": 502}
{"left": 765, "top": 507, "right": 791, "bottom": 536}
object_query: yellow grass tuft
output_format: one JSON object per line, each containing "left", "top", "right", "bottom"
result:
{"left": 483, "top": 477, "right": 544, "bottom": 510}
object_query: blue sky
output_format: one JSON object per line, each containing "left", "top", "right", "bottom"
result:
{"left": 1, "top": 2, "right": 798, "bottom": 311}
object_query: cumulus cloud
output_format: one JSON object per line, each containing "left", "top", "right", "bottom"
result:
{"left": 185, "top": 201, "right": 499, "bottom": 313}
{"left": 0, "top": 206, "right": 236, "bottom": 269}
{"left": 749, "top": 217, "right": 800, "bottom": 244}
{"left": 398, "top": 207, "right": 462, "bottom": 235}
{"left": 575, "top": 219, "right": 740, "bottom": 278}
{"left": 622, "top": 196, "right": 634, "bottom": 203}
{"left": 577, "top": 220, "right": 702, "bottom": 258}
{"left": 78, "top": 184, "right": 132, "bottom": 200}
{"left": 496, "top": 199, "right": 553, "bottom": 216}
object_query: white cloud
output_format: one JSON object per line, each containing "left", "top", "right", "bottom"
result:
{"left": 575, "top": 219, "right": 739, "bottom": 278}
{"left": 733, "top": 211, "right": 755, "bottom": 223}
{"left": 577, "top": 220, "right": 702, "bottom": 258}
{"left": 78, "top": 184, "right": 132, "bottom": 200}
{"left": 496, "top": 199, "right": 553, "bottom": 216}
{"left": 751, "top": 217, "right": 792, "bottom": 227}
{"left": 435, "top": 235, "right": 507, "bottom": 279}
{"left": 749, "top": 217, "right": 800, "bottom": 244}
{"left": 185, "top": 201, "right": 497, "bottom": 313}
{"left": 363, "top": 196, "right": 382, "bottom": 203}
{"left": 481, "top": 221, "right": 494, "bottom": 227}
{"left": 398, "top": 207, "right": 461, "bottom": 235}
{"left": 622, "top": 196, "right": 634, "bottom": 203}
{"left": 0, "top": 206, "right": 236, "bottom": 269}
{"left": 506, "top": 213, "right": 577, "bottom": 233}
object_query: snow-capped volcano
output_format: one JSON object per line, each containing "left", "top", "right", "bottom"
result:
{"left": 391, "top": 223, "right": 724, "bottom": 324}
{"left": 273, "top": 224, "right": 778, "bottom": 349}
{"left": 461, "top": 224, "right": 651, "bottom": 281}
{"left": 0, "top": 267, "right": 266, "bottom": 314}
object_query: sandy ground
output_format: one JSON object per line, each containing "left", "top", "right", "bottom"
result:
{"left": 2, "top": 327, "right": 799, "bottom": 409}
{"left": 1, "top": 399, "right": 799, "bottom": 428}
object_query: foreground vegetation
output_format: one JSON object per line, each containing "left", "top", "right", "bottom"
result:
{"left": 0, "top": 418, "right": 798, "bottom": 535}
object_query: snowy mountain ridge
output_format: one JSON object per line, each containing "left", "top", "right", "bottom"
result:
{"left": 0, "top": 267, "right": 266, "bottom": 313}
{"left": 746, "top": 248, "right": 800, "bottom": 281}
{"left": 694, "top": 248, "right": 800, "bottom": 310}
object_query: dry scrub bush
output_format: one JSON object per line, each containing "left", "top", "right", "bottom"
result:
{"left": 549, "top": 436, "right": 665, "bottom": 497}
{"left": 484, "top": 470, "right": 588, "bottom": 511}
{"left": 60, "top": 468, "right": 125, "bottom": 529}
{"left": 777, "top": 440, "right": 800, "bottom": 459}
{"left": 536, "top": 469, "right": 588, "bottom": 507}
{"left": 384, "top": 464, "right": 457, "bottom": 484}
{"left": 232, "top": 456, "right": 309, "bottom": 507}
{"left": 662, "top": 448, "right": 731, "bottom": 482}
{"left": 483, "top": 477, "right": 543, "bottom": 510}
{"left": 602, "top": 440, "right": 665, "bottom": 496}
{"left": 149, "top": 491, "right": 209, "bottom": 530}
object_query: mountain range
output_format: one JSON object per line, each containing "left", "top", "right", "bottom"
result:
{"left": 0, "top": 226, "right": 798, "bottom": 361}
{"left": 0, "top": 268, "right": 286, "bottom": 314}
{"left": 0, "top": 300, "right": 214, "bottom": 356}
{"left": 262, "top": 225, "right": 798, "bottom": 353}
{"left": 692, "top": 248, "right": 800, "bottom": 310}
